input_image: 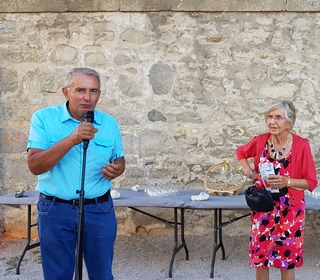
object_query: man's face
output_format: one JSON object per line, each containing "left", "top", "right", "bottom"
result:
{"left": 62, "top": 73, "right": 101, "bottom": 122}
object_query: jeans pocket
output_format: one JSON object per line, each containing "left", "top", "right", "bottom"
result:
{"left": 37, "top": 197, "right": 52, "bottom": 214}
{"left": 97, "top": 200, "right": 114, "bottom": 213}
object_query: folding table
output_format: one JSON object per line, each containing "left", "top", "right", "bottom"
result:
{"left": 0, "top": 191, "right": 40, "bottom": 274}
{"left": 1, "top": 188, "right": 319, "bottom": 278}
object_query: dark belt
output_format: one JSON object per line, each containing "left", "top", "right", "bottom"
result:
{"left": 39, "top": 190, "right": 110, "bottom": 205}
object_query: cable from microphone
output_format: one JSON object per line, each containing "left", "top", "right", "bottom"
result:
{"left": 83, "top": 111, "right": 94, "bottom": 150}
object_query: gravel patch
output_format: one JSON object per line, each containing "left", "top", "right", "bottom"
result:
{"left": 1, "top": 234, "right": 320, "bottom": 279}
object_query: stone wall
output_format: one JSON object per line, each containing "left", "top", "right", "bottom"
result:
{"left": 2, "top": 0, "right": 320, "bottom": 12}
{"left": 1, "top": 1, "right": 320, "bottom": 238}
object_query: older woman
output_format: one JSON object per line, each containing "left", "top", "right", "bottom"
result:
{"left": 236, "top": 100, "right": 318, "bottom": 280}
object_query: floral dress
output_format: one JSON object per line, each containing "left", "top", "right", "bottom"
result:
{"left": 249, "top": 142, "right": 305, "bottom": 269}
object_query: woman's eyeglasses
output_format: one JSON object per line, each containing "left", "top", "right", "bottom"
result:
{"left": 267, "top": 115, "right": 286, "bottom": 122}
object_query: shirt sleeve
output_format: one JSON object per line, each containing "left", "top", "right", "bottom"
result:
{"left": 236, "top": 136, "right": 259, "bottom": 160}
{"left": 299, "top": 139, "right": 318, "bottom": 191}
{"left": 27, "top": 111, "right": 50, "bottom": 151}
{"left": 112, "top": 122, "right": 125, "bottom": 160}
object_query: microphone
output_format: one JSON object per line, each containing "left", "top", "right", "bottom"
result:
{"left": 83, "top": 111, "right": 94, "bottom": 149}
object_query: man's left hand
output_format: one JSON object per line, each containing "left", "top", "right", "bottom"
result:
{"left": 102, "top": 157, "right": 125, "bottom": 180}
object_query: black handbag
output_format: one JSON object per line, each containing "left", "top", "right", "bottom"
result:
{"left": 245, "top": 186, "right": 275, "bottom": 212}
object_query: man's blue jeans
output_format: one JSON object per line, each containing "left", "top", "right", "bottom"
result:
{"left": 37, "top": 195, "right": 117, "bottom": 280}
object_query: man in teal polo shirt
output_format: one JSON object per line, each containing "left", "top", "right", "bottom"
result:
{"left": 27, "top": 67, "right": 125, "bottom": 280}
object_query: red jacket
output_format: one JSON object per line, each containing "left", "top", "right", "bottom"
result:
{"left": 236, "top": 132, "right": 318, "bottom": 205}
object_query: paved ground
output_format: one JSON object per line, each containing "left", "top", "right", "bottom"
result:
{"left": 1, "top": 234, "right": 320, "bottom": 279}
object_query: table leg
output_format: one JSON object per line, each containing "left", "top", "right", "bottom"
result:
{"left": 168, "top": 208, "right": 189, "bottom": 278}
{"left": 128, "top": 207, "right": 189, "bottom": 278}
{"left": 16, "top": 205, "right": 40, "bottom": 275}
{"left": 210, "top": 210, "right": 250, "bottom": 278}
{"left": 210, "top": 208, "right": 225, "bottom": 278}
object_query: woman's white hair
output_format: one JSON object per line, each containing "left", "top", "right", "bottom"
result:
{"left": 264, "top": 100, "right": 296, "bottom": 130}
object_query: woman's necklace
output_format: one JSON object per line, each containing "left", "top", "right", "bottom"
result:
{"left": 270, "top": 136, "right": 289, "bottom": 159}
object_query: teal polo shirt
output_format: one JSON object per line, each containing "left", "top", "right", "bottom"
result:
{"left": 27, "top": 102, "right": 125, "bottom": 200}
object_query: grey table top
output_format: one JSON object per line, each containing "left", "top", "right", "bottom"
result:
{"left": 1, "top": 188, "right": 320, "bottom": 210}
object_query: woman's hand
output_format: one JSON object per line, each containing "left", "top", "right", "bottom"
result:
{"left": 267, "top": 175, "right": 289, "bottom": 189}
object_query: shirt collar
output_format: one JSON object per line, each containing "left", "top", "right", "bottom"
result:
{"left": 61, "top": 101, "right": 76, "bottom": 123}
